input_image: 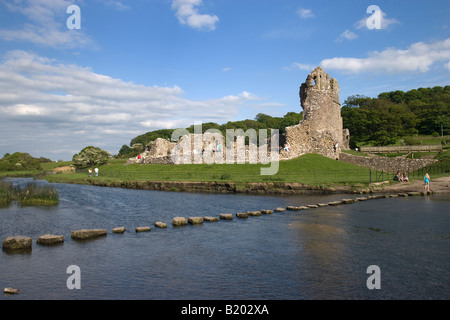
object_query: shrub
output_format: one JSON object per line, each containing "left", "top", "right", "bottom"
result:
{"left": 0, "top": 152, "right": 42, "bottom": 171}
{"left": 72, "top": 146, "right": 110, "bottom": 168}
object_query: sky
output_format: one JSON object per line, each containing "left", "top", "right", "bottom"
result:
{"left": 0, "top": 0, "right": 449, "bottom": 161}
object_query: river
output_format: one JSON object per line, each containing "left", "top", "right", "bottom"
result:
{"left": 0, "top": 178, "right": 449, "bottom": 300}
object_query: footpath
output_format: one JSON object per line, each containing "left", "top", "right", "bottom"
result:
{"left": 374, "top": 176, "right": 450, "bottom": 194}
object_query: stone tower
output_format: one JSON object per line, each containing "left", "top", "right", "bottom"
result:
{"left": 284, "top": 67, "right": 349, "bottom": 159}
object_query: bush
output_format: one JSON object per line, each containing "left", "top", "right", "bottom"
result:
{"left": 72, "top": 146, "right": 110, "bottom": 169}
{"left": 403, "top": 136, "right": 421, "bottom": 146}
{"left": 0, "top": 152, "right": 42, "bottom": 171}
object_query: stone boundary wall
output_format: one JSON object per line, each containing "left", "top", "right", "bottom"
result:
{"left": 339, "top": 153, "right": 437, "bottom": 172}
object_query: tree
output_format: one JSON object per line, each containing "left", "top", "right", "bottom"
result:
{"left": 118, "top": 145, "right": 134, "bottom": 158}
{"left": 0, "top": 152, "right": 42, "bottom": 171}
{"left": 72, "top": 146, "right": 110, "bottom": 168}
{"left": 344, "top": 95, "right": 372, "bottom": 108}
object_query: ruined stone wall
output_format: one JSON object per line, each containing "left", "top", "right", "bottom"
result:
{"left": 130, "top": 67, "right": 350, "bottom": 165}
{"left": 339, "top": 153, "right": 437, "bottom": 172}
{"left": 127, "top": 133, "right": 274, "bottom": 165}
{"left": 127, "top": 138, "right": 176, "bottom": 165}
{"left": 284, "top": 67, "right": 349, "bottom": 160}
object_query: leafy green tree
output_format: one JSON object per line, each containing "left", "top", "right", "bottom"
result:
{"left": 344, "top": 95, "right": 372, "bottom": 108}
{"left": 130, "top": 129, "right": 175, "bottom": 147}
{"left": 131, "top": 143, "right": 144, "bottom": 155}
{"left": 72, "top": 146, "right": 110, "bottom": 168}
{"left": 0, "top": 152, "right": 42, "bottom": 171}
{"left": 118, "top": 145, "right": 134, "bottom": 158}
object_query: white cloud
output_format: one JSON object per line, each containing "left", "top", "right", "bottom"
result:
{"left": 445, "top": 61, "right": 450, "bottom": 72}
{"left": 0, "top": 0, "right": 94, "bottom": 49}
{"left": 355, "top": 9, "right": 400, "bottom": 30}
{"left": 284, "top": 63, "right": 316, "bottom": 72}
{"left": 0, "top": 50, "right": 272, "bottom": 159}
{"left": 336, "top": 29, "right": 358, "bottom": 42}
{"left": 297, "top": 8, "right": 314, "bottom": 19}
{"left": 102, "top": 0, "right": 131, "bottom": 11}
{"left": 171, "top": 0, "right": 219, "bottom": 31}
{"left": 321, "top": 38, "right": 450, "bottom": 74}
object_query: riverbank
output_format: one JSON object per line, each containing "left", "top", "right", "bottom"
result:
{"left": 373, "top": 175, "right": 450, "bottom": 194}
{"left": 4, "top": 153, "right": 448, "bottom": 195}
{"left": 76, "top": 178, "right": 354, "bottom": 194}
{"left": 46, "top": 174, "right": 450, "bottom": 195}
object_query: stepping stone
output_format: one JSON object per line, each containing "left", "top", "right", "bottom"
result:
{"left": 317, "top": 203, "right": 328, "bottom": 207}
{"left": 154, "top": 222, "right": 167, "bottom": 228}
{"left": 136, "top": 226, "right": 151, "bottom": 232}
{"left": 220, "top": 214, "right": 234, "bottom": 220}
{"left": 112, "top": 227, "right": 126, "bottom": 234}
{"left": 288, "top": 206, "right": 305, "bottom": 211}
{"left": 204, "top": 216, "right": 219, "bottom": 222}
{"left": 188, "top": 217, "right": 204, "bottom": 225}
{"left": 71, "top": 229, "right": 107, "bottom": 240}
{"left": 36, "top": 234, "right": 64, "bottom": 245}
{"left": 172, "top": 217, "right": 188, "bottom": 226}
{"left": 247, "top": 211, "right": 262, "bottom": 216}
{"left": 260, "top": 210, "right": 273, "bottom": 214}
{"left": 236, "top": 212, "right": 249, "bottom": 219}
{"left": 274, "top": 208, "right": 286, "bottom": 212}
{"left": 4, "top": 288, "right": 19, "bottom": 294}
{"left": 2, "top": 236, "right": 32, "bottom": 252}
{"left": 307, "top": 204, "right": 319, "bottom": 208}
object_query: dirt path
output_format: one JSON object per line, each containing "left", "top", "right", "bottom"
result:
{"left": 377, "top": 176, "right": 450, "bottom": 194}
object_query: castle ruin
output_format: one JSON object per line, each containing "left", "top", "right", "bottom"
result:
{"left": 128, "top": 67, "right": 349, "bottom": 165}
{"left": 283, "top": 67, "right": 349, "bottom": 160}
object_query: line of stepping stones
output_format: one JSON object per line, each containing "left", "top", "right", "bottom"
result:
{"left": 1, "top": 191, "right": 429, "bottom": 294}
{"left": 2, "top": 191, "right": 427, "bottom": 253}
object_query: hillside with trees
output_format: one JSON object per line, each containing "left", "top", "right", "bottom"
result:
{"left": 119, "top": 85, "right": 449, "bottom": 157}
{"left": 342, "top": 86, "right": 449, "bottom": 148}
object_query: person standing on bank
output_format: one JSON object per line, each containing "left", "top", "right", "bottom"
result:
{"left": 424, "top": 173, "right": 430, "bottom": 192}
{"left": 94, "top": 167, "right": 99, "bottom": 177}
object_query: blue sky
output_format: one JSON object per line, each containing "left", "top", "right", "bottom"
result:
{"left": 0, "top": 0, "right": 449, "bottom": 160}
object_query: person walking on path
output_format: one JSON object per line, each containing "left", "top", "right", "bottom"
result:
{"left": 424, "top": 173, "right": 430, "bottom": 192}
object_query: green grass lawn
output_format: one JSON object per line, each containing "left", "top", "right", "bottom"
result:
{"left": 45, "top": 154, "right": 375, "bottom": 187}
